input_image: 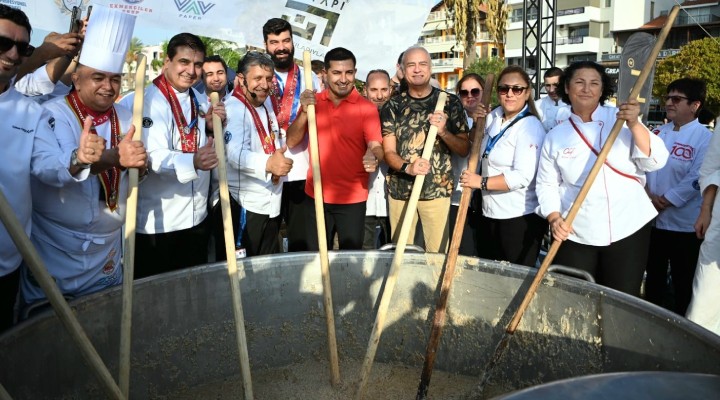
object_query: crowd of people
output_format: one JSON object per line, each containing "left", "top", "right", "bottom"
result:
{"left": 0, "top": 5, "right": 718, "bottom": 337}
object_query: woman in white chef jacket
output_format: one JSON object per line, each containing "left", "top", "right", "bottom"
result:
{"left": 535, "top": 61, "right": 669, "bottom": 296}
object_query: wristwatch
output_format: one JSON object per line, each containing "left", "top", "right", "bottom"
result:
{"left": 71, "top": 148, "right": 91, "bottom": 169}
{"left": 399, "top": 162, "right": 410, "bottom": 174}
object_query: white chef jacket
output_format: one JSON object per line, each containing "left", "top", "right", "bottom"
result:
{"left": 647, "top": 119, "right": 712, "bottom": 232}
{"left": 480, "top": 105, "right": 545, "bottom": 219}
{"left": 0, "top": 86, "right": 76, "bottom": 277}
{"left": 273, "top": 66, "right": 319, "bottom": 182}
{"left": 224, "top": 95, "right": 285, "bottom": 218}
{"left": 20, "top": 96, "right": 131, "bottom": 304}
{"left": 138, "top": 84, "right": 211, "bottom": 234}
{"left": 536, "top": 95, "right": 567, "bottom": 132}
{"left": 366, "top": 163, "right": 389, "bottom": 217}
{"left": 536, "top": 104, "right": 669, "bottom": 245}
{"left": 13, "top": 66, "right": 55, "bottom": 97}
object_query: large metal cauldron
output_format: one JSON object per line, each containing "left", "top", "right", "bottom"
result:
{"left": 1, "top": 252, "right": 719, "bottom": 399}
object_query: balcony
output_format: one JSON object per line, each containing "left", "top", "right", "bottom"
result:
{"left": 557, "top": 36, "right": 585, "bottom": 45}
{"left": 556, "top": 36, "right": 600, "bottom": 55}
{"left": 676, "top": 13, "right": 720, "bottom": 25}
{"left": 426, "top": 10, "right": 448, "bottom": 22}
{"left": 421, "top": 35, "right": 456, "bottom": 45}
{"left": 431, "top": 58, "right": 463, "bottom": 72}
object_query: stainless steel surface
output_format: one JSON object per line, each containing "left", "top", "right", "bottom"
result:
{"left": 1, "top": 251, "right": 719, "bottom": 398}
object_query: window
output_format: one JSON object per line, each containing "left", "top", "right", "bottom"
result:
{"left": 567, "top": 53, "right": 597, "bottom": 63}
{"left": 605, "top": 0, "right": 612, "bottom": 7}
{"left": 569, "top": 25, "right": 589, "bottom": 38}
{"left": 510, "top": 6, "right": 538, "bottom": 22}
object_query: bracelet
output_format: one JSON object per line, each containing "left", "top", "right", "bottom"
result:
{"left": 481, "top": 176, "right": 488, "bottom": 191}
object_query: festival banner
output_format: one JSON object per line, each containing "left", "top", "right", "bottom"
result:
{"left": 7, "top": 0, "right": 437, "bottom": 79}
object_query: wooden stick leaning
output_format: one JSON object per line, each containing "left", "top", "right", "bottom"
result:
{"left": 302, "top": 50, "right": 341, "bottom": 386}
{"left": 474, "top": 5, "right": 681, "bottom": 395}
{"left": 210, "top": 92, "right": 254, "bottom": 399}
{"left": 356, "top": 92, "right": 448, "bottom": 400}
{"left": 119, "top": 53, "right": 146, "bottom": 397}
{"left": 0, "top": 192, "right": 124, "bottom": 399}
{"left": 416, "top": 75, "right": 494, "bottom": 400}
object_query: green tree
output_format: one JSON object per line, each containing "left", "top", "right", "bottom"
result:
{"left": 125, "top": 37, "right": 144, "bottom": 89}
{"left": 653, "top": 37, "right": 720, "bottom": 117}
{"left": 465, "top": 56, "right": 505, "bottom": 105}
{"left": 485, "top": 0, "right": 511, "bottom": 60}
{"left": 199, "top": 36, "right": 244, "bottom": 72}
{"left": 445, "top": 0, "right": 484, "bottom": 68}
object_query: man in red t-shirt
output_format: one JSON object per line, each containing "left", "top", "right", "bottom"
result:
{"left": 287, "top": 47, "right": 384, "bottom": 250}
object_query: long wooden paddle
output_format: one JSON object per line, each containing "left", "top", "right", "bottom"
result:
{"left": 416, "top": 74, "right": 494, "bottom": 400}
{"left": 356, "top": 91, "right": 448, "bottom": 400}
{"left": 302, "top": 50, "right": 341, "bottom": 386}
{"left": 119, "top": 53, "right": 146, "bottom": 397}
{"left": 472, "top": 5, "right": 681, "bottom": 396}
{"left": 0, "top": 190, "right": 123, "bottom": 399}
{"left": 210, "top": 92, "right": 254, "bottom": 399}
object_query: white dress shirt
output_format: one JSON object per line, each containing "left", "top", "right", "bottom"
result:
{"left": 536, "top": 95, "right": 567, "bottom": 132}
{"left": 536, "top": 104, "right": 669, "bottom": 245}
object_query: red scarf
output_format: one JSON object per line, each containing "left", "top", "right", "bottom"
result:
{"left": 65, "top": 90, "right": 121, "bottom": 212}
{"left": 153, "top": 74, "right": 199, "bottom": 153}
{"left": 232, "top": 87, "right": 276, "bottom": 154}
{"left": 269, "top": 63, "right": 299, "bottom": 131}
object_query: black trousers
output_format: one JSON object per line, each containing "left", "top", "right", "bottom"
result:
{"left": 554, "top": 222, "right": 652, "bottom": 296}
{"left": 242, "top": 210, "right": 281, "bottom": 256}
{"left": 476, "top": 213, "right": 547, "bottom": 267}
{"left": 134, "top": 218, "right": 210, "bottom": 279}
{"left": 0, "top": 267, "right": 20, "bottom": 332}
{"left": 449, "top": 205, "right": 479, "bottom": 257}
{"left": 645, "top": 228, "right": 702, "bottom": 315}
{"left": 281, "top": 180, "right": 309, "bottom": 252}
{"left": 211, "top": 197, "right": 242, "bottom": 262}
{"left": 305, "top": 198, "right": 366, "bottom": 251}
{"left": 363, "top": 216, "right": 391, "bottom": 250}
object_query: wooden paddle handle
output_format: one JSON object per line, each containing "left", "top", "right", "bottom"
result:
{"left": 417, "top": 74, "right": 494, "bottom": 400}
{"left": 356, "top": 91, "right": 448, "bottom": 400}
{"left": 209, "top": 92, "right": 255, "bottom": 399}
{"left": 302, "top": 50, "right": 341, "bottom": 386}
{"left": 119, "top": 53, "right": 146, "bottom": 397}
{"left": 507, "top": 5, "right": 681, "bottom": 334}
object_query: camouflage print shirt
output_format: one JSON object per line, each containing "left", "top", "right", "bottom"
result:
{"left": 381, "top": 87, "right": 469, "bottom": 200}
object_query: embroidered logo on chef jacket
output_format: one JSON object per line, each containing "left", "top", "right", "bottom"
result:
{"left": 561, "top": 147, "right": 577, "bottom": 158}
{"left": 224, "top": 131, "right": 232, "bottom": 144}
{"left": 693, "top": 180, "right": 701, "bottom": 190}
{"left": 670, "top": 142, "right": 695, "bottom": 161}
{"left": 12, "top": 125, "right": 34, "bottom": 134}
{"left": 142, "top": 117, "right": 153, "bottom": 128}
{"left": 48, "top": 117, "right": 55, "bottom": 131}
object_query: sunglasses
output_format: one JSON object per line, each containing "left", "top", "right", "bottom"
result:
{"left": 459, "top": 88, "right": 482, "bottom": 98}
{"left": 0, "top": 35, "right": 34, "bottom": 57}
{"left": 497, "top": 85, "right": 527, "bottom": 96}
{"left": 664, "top": 95, "right": 689, "bottom": 104}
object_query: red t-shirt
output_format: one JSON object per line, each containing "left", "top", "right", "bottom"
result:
{"left": 305, "top": 88, "right": 383, "bottom": 204}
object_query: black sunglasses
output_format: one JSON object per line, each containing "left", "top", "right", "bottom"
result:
{"left": 664, "top": 95, "right": 689, "bottom": 104}
{"left": 0, "top": 35, "right": 34, "bottom": 57}
{"left": 497, "top": 85, "right": 527, "bottom": 96}
{"left": 459, "top": 88, "right": 482, "bottom": 98}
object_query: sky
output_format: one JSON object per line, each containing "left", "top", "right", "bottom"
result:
{"left": 31, "top": 21, "right": 177, "bottom": 47}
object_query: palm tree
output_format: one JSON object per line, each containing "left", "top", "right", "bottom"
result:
{"left": 485, "top": 0, "right": 511, "bottom": 60}
{"left": 445, "top": 0, "right": 484, "bottom": 68}
{"left": 125, "top": 37, "right": 144, "bottom": 89}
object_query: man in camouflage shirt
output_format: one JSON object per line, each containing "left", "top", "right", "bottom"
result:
{"left": 380, "top": 46, "right": 470, "bottom": 253}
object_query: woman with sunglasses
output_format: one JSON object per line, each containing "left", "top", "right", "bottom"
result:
{"left": 535, "top": 61, "right": 669, "bottom": 296}
{"left": 460, "top": 66, "right": 546, "bottom": 267}
{"left": 645, "top": 78, "right": 712, "bottom": 314}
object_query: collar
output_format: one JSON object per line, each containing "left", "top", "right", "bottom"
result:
{"left": 318, "top": 87, "right": 360, "bottom": 105}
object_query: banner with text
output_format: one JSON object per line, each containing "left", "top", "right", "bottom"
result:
{"left": 6, "top": 0, "right": 437, "bottom": 79}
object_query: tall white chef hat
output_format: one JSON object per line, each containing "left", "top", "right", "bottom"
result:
{"left": 78, "top": 5, "right": 137, "bottom": 74}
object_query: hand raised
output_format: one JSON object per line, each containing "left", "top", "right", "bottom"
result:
{"left": 118, "top": 125, "right": 147, "bottom": 169}
{"left": 77, "top": 117, "right": 105, "bottom": 164}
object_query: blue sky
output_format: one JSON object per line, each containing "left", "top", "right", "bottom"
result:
{"left": 31, "top": 20, "right": 174, "bottom": 47}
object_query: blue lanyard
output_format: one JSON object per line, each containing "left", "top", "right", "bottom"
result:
{"left": 275, "top": 68, "right": 303, "bottom": 125}
{"left": 483, "top": 107, "right": 530, "bottom": 157}
{"left": 235, "top": 207, "right": 247, "bottom": 248}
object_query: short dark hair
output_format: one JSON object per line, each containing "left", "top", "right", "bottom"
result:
{"left": 396, "top": 51, "right": 404, "bottom": 65}
{"left": 456, "top": 73, "right": 484, "bottom": 93}
{"left": 366, "top": 69, "right": 390, "bottom": 83}
{"left": 203, "top": 55, "right": 228, "bottom": 73}
{"left": 311, "top": 59, "right": 325, "bottom": 74}
{"left": 263, "top": 18, "right": 292, "bottom": 42}
{"left": 167, "top": 33, "right": 205, "bottom": 60}
{"left": 0, "top": 5, "right": 31, "bottom": 36}
{"left": 558, "top": 61, "right": 614, "bottom": 106}
{"left": 543, "top": 67, "right": 563, "bottom": 80}
{"left": 324, "top": 47, "right": 356, "bottom": 70}
{"left": 667, "top": 77, "right": 706, "bottom": 113}
{"left": 237, "top": 51, "right": 274, "bottom": 76}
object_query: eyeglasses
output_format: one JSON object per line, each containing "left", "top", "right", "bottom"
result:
{"left": 459, "top": 88, "right": 482, "bottom": 98}
{"left": 0, "top": 35, "right": 34, "bottom": 57}
{"left": 497, "top": 85, "right": 527, "bottom": 96}
{"left": 664, "top": 95, "right": 689, "bottom": 104}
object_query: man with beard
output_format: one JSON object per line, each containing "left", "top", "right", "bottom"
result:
{"left": 381, "top": 46, "right": 469, "bottom": 253}
{"left": 221, "top": 52, "right": 293, "bottom": 256}
{"left": 202, "top": 55, "right": 232, "bottom": 103}
{"left": 18, "top": 6, "right": 147, "bottom": 315}
{"left": 135, "top": 33, "right": 224, "bottom": 277}
{"left": 362, "top": 69, "right": 392, "bottom": 249}
{"left": 287, "top": 47, "right": 383, "bottom": 250}
{"left": 263, "top": 17, "right": 319, "bottom": 251}
{"left": 0, "top": 5, "right": 96, "bottom": 330}
{"left": 536, "top": 67, "right": 566, "bottom": 132}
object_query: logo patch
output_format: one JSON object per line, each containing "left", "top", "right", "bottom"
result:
{"left": 12, "top": 125, "right": 33, "bottom": 134}
{"left": 142, "top": 117, "right": 153, "bottom": 128}
{"left": 224, "top": 131, "right": 232, "bottom": 144}
{"left": 48, "top": 117, "right": 56, "bottom": 130}
{"left": 693, "top": 180, "right": 701, "bottom": 190}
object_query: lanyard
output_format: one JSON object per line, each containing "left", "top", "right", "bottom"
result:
{"left": 483, "top": 107, "right": 530, "bottom": 158}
